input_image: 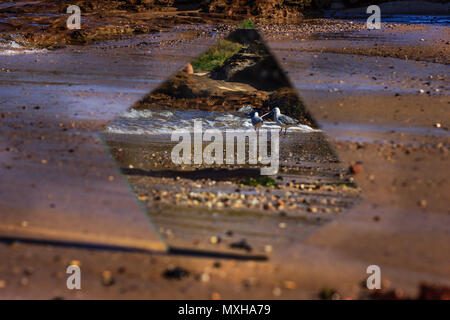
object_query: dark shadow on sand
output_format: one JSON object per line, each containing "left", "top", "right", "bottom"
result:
{"left": 121, "top": 167, "right": 263, "bottom": 181}
{"left": 0, "top": 237, "right": 267, "bottom": 261}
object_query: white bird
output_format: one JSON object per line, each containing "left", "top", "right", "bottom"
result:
{"left": 250, "top": 111, "right": 264, "bottom": 133}
{"left": 262, "top": 107, "right": 299, "bottom": 136}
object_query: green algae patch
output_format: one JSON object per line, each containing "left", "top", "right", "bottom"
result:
{"left": 238, "top": 19, "right": 256, "bottom": 29}
{"left": 240, "top": 177, "right": 277, "bottom": 187}
{"left": 191, "top": 39, "right": 244, "bottom": 71}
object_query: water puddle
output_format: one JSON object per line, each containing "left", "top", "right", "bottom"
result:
{"left": 324, "top": 13, "right": 450, "bottom": 26}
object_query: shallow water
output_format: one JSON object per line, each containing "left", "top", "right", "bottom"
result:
{"left": 106, "top": 109, "right": 318, "bottom": 135}
{"left": 0, "top": 40, "right": 46, "bottom": 55}
{"left": 325, "top": 14, "right": 450, "bottom": 26}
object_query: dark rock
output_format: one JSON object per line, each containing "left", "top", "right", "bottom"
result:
{"left": 229, "top": 239, "right": 252, "bottom": 252}
{"left": 210, "top": 42, "right": 290, "bottom": 91}
{"left": 163, "top": 266, "right": 190, "bottom": 280}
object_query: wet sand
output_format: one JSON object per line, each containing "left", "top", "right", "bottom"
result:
{"left": 102, "top": 131, "right": 360, "bottom": 257}
{"left": 0, "top": 20, "right": 449, "bottom": 299}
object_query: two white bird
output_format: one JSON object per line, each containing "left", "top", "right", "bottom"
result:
{"left": 248, "top": 107, "right": 299, "bottom": 135}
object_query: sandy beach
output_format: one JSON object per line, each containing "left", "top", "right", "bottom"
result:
{"left": 0, "top": 2, "right": 449, "bottom": 299}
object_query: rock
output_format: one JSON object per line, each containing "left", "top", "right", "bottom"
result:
{"left": 418, "top": 283, "right": 450, "bottom": 300}
{"left": 273, "top": 287, "right": 282, "bottom": 296}
{"left": 209, "top": 236, "right": 220, "bottom": 244}
{"left": 200, "top": 273, "right": 210, "bottom": 282}
{"left": 229, "top": 239, "right": 252, "bottom": 252}
{"left": 202, "top": 0, "right": 306, "bottom": 21}
{"left": 101, "top": 270, "right": 115, "bottom": 286}
{"left": 349, "top": 163, "right": 363, "bottom": 174}
{"left": 319, "top": 288, "right": 339, "bottom": 300}
{"left": 283, "top": 280, "right": 297, "bottom": 290}
{"left": 163, "top": 266, "right": 190, "bottom": 280}
{"left": 183, "top": 63, "right": 194, "bottom": 74}
{"left": 211, "top": 292, "right": 221, "bottom": 300}
{"left": 210, "top": 42, "right": 291, "bottom": 91}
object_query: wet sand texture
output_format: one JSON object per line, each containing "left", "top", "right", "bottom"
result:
{"left": 0, "top": 16, "right": 448, "bottom": 298}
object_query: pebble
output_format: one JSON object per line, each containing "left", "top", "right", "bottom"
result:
{"left": 349, "top": 163, "right": 362, "bottom": 174}
{"left": 273, "top": 287, "right": 282, "bottom": 296}
{"left": 101, "top": 270, "right": 115, "bottom": 286}
{"left": 163, "top": 266, "right": 189, "bottom": 280}
{"left": 200, "top": 273, "right": 210, "bottom": 282}
{"left": 211, "top": 292, "right": 221, "bottom": 300}
{"left": 419, "top": 199, "right": 427, "bottom": 208}
{"left": 283, "top": 280, "right": 297, "bottom": 290}
{"left": 70, "top": 260, "right": 81, "bottom": 267}
{"left": 229, "top": 239, "right": 252, "bottom": 252}
{"left": 209, "top": 236, "right": 220, "bottom": 244}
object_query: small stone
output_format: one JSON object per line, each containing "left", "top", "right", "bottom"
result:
{"left": 273, "top": 287, "right": 282, "bottom": 296}
{"left": 209, "top": 236, "right": 220, "bottom": 244}
{"left": 278, "top": 222, "right": 287, "bottom": 229}
{"left": 419, "top": 199, "right": 427, "bottom": 208}
{"left": 349, "top": 163, "right": 362, "bottom": 174}
{"left": 101, "top": 270, "right": 115, "bottom": 286}
{"left": 284, "top": 280, "right": 297, "bottom": 290}
{"left": 434, "top": 123, "right": 441, "bottom": 128}
{"left": 308, "top": 206, "right": 318, "bottom": 213}
{"left": 70, "top": 260, "right": 81, "bottom": 267}
{"left": 243, "top": 277, "right": 257, "bottom": 287}
{"left": 264, "top": 245, "right": 273, "bottom": 253}
{"left": 229, "top": 239, "right": 252, "bottom": 252}
{"left": 211, "top": 292, "right": 221, "bottom": 300}
{"left": 183, "top": 63, "right": 194, "bottom": 74}
{"left": 0, "top": 280, "right": 5, "bottom": 288}
{"left": 200, "top": 273, "right": 210, "bottom": 282}
{"left": 163, "top": 266, "right": 189, "bottom": 280}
